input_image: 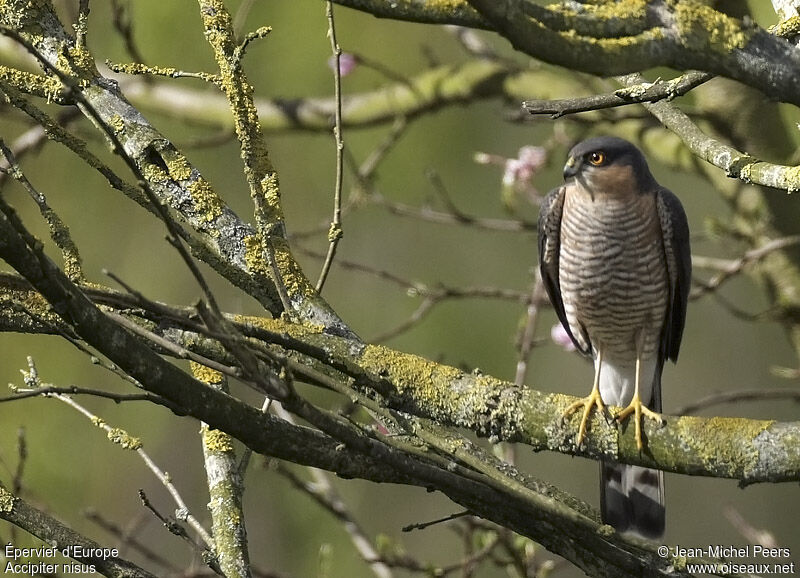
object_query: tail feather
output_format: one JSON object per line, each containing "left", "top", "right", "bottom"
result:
{"left": 601, "top": 461, "right": 665, "bottom": 539}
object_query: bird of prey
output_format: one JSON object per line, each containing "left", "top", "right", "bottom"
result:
{"left": 537, "top": 136, "right": 691, "bottom": 538}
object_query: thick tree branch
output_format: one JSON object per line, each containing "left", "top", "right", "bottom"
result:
{"left": 330, "top": 0, "right": 487, "bottom": 28}
{"left": 1, "top": 270, "right": 795, "bottom": 486}
{"left": 375, "top": 0, "right": 800, "bottom": 108}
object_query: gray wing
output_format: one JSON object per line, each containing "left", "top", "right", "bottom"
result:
{"left": 538, "top": 185, "right": 591, "bottom": 356}
{"left": 656, "top": 187, "right": 691, "bottom": 364}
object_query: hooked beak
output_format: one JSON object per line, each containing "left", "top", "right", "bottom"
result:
{"left": 563, "top": 156, "right": 580, "bottom": 179}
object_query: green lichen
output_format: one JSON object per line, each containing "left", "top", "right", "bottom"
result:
{"left": 674, "top": 416, "right": 772, "bottom": 476}
{"left": 0, "top": 486, "right": 15, "bottom": 512}
{"left": 203, "top": 427, "right": 235, "bottom": 453}
{"left": 106, "top": 427, "right": 143, "bottom": 450}
{"left": 672, "top": 1, "right": 753, "bottom": 53}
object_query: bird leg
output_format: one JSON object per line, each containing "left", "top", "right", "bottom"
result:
{"left": 615, "top": 336, "right": 662, "bottom": 450}
{"left": 562, "top": 349, "right": 605, "bottom": 447}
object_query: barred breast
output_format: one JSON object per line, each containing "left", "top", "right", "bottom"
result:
{"left": 559, "top": 186, "right": 668, "bottom": 363}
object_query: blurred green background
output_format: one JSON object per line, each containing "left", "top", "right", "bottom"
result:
{"left": 0, "top": 1, "right": 798, "bottom": 576}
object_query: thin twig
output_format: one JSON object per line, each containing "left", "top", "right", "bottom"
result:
{"left": 316, "top": 1, "right": 346, "bottom": 293}
{"left": 272, "top": 403, "right": 394, "bottom": 578}
{"left": 372, "top": 193, "right": 535, "bottom": 231}
{"left": 691, "top": 235, "right": 800, "bottom": 298}
{"left": 75, "top": 0, "right": 90, "bottom": 50}
{"left": 110, "top": 0, "right": 146, "bottom": 64}
{"left": 84, "top": 509, "right": 179, "bottom": 572}
{"left": 2, "top": 384, "right": 175, "bottom": 409}
{"left": 523, "top": 71, "right": 713, "bottom": 118}
{"left": 513, "top": 273, "right": 546, "bottom": 386}
{"left": 402, "top": 510, "right": 471, "bottom": 532}
{"left": 0, "top": 138, "right": 84, "bottom": 282}
{"left": 17, "top": 357, "right": 215, "bottom": 549}
{"left": 673, "top": 388, "right": 800, "bottom": 415}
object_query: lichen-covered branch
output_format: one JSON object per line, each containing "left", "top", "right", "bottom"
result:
{"left": 1, "top": 269, "right": 796, "bottom": 486}
{"left": 618, "top": 73, "right": 800, "bottom": 192}
{"left": 0, "top": 0, "right": 348, "bottom": 334}
{"left": 0, "top": 215, "right": 749, "bottom": 578}
{"left": 194, "top": 364, "right": 252, "bottom": 578}
{"left": 337, "top": 0, "right": 800, "bottom": 107}
{"left": 196, "top": 0, "right": 351, "bottom": 334}
{"left": 331, "top": 0, "right": 487, "bottom": 28}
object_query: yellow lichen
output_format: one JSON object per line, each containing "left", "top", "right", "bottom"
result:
{"left": 272, "top": 239, "right": 315, "bottom": 298}
{"left": 672, "top": 2, "right": 752, "bottom": 53}
{"left": 187, "top": 177, "right": 224, "bottom": 223}
{"left": 203, "top": 427, "right": 235, "bottom": 453}
{"left": 360, "top": 344, "right": 463, "bottom": 397}
{"left": 108, "top": 114, "right": 125, "bottom": 135}
{"left": 781, "top": 165, "right": 800, "bottom": 193}
{"left": 243, "top": 233, "right": 268, "bottom": 276}
{"left": 0, "top": 486, "right": 15, "bottom": 512}
{"left": 259, "top": 173, "right": 282, "bottom": 217}
{"left": 106, "top": 427, "right": 143, "bottom": 450}
{"left": 771, "top": 15, "right": 800, "bottom": 39}
{"left": 165, "top": 154, "right": 193, "bottom": 181}
{"left": 0, "top": 65, "right": 62, "bottom": 101}
{"left": 55, "top": 44, "right": 97, "bottom": 83}
{"left": 142, "top": 162, "right": 169, "bottom": 184}
{"left": 547, "top": 0, "right": 647, "bottom": 21}
{"left": 191, "top": 361, "right": 224, "bottom": 385}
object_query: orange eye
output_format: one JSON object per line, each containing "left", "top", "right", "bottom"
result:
{"left": 588, "top": 151, "right": 605, "bottom": 166}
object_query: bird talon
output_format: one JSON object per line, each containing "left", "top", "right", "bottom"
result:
{"left": 616, "top": 396, "right": 661, "bottom": 450}
{"left": 562, "top": 387, "right": 605, "bottom": 447}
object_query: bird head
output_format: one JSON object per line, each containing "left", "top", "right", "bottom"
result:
{"left": 563, "top": 136, "right": 657, "bottom": 197}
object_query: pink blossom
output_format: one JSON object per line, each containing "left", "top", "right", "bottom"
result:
{"left": 550, "top": 323, "right": 576, "bottom": 352}
{"left": 328, "top": 52, "right": 357, "bottom": 76}
{"left": 502, "top": 145, "right": 546, "bottom": 189}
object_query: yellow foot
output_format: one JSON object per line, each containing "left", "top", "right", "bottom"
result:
{"left": 616, "top": 396, "right": 662, "bottom": 450}
{"left": 562, "top": 387, "right": 605, "bottom": 447}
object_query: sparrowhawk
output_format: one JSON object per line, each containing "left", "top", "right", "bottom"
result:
{"left": 537, "top": 136, "right": 691, "bottom": 538}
